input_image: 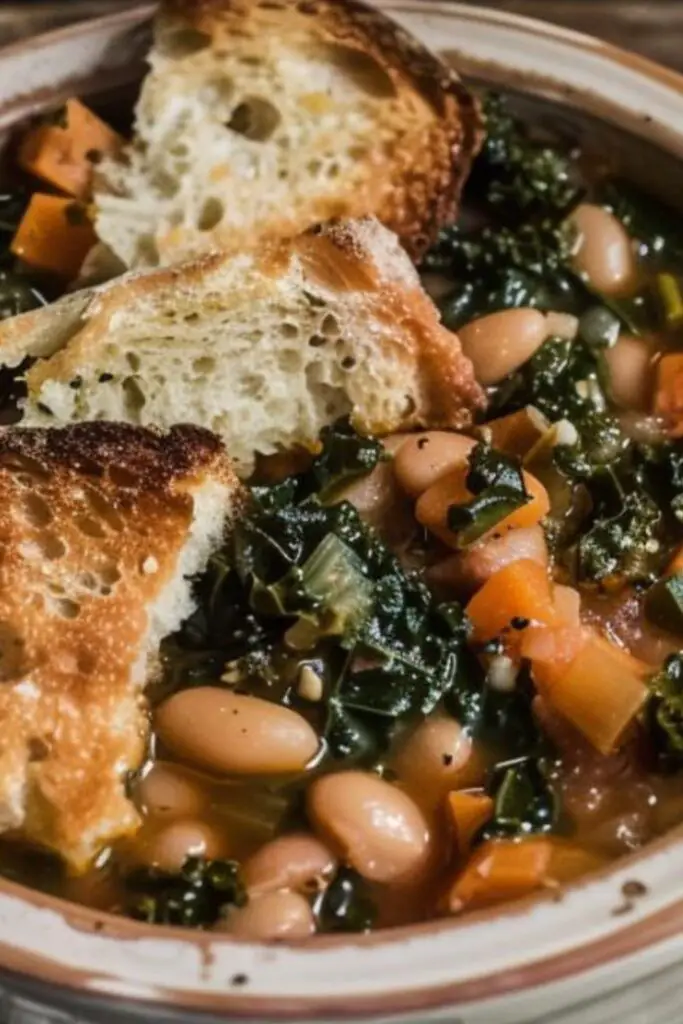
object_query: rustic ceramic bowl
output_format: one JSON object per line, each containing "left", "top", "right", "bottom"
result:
{"left": 2, "top": 5, "right": 683, "bottom": 1023}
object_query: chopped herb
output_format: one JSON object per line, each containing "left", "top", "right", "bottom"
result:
{"left": 447, "top": 443, "right": 530, "bottom": 547}
{"left": 645, "top": 654, "right": 683, "bottom": 770}
{"left": 313, "top": 867, "right": 376, "bottom": 933}
{"left": 125, "top": 857, "right": 247, "bottom": 928}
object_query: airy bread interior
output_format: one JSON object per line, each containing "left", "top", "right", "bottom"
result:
{"left": 94, "top": 0, "right": 481, "bottom": 267}
{"left": 4, "top": 218, "right": 483, "bottom": 477}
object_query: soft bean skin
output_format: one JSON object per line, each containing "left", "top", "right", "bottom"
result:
{"left": 133, "top": 818, "right": 226, "bottom": 874}
{"left": 243, "top": 833, "right": 337, "bottom": 897}
{"left": 393, "top": 432, "right": 476, "bottom": 498}
{"left": 137, "top": 761, "right": 210, "bottom": 820}
{"left": 570, "top": 203, "right": 636, "bottom": 296}
{"left": 307, "top": 771, "right": 430, "bottom": 883}
{"left": 218, "top": 890, "right": 315, "bottom": 941}
{"left": 427, "top": 525, "right": 549, "bottom": 597}
{"left": 393, "top": 716, "right": 479, "bottom": 812}
{"left": 604, "top": 335, "right": 654, "bottom": 411}
{"left": 459, "top": 309, "right": 548, "bottom": 386}
{"left": 155, "top": 688, "right": 319, "bottom": 776}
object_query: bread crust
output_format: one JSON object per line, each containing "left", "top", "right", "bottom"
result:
{"left": 98, "top": 0, "right": 482, "bottom": 263}
{"left": 19, "top": 217, "right": 484, "bottom": 446}
{"left": 0, "top": 423, "right": 239, "bottom": 870}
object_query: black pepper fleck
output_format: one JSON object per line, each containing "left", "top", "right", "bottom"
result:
{"left": 442, "top": 753, "right": 454, "bottom": 767}
{"left": 417, "top": 437, "right": 429, "bottom": 449}
{"left": 230, "top": 973, "right": 249, "bottom": 987}
{"left": 511, "top": 617, "right": 530, "bottom": 631}
{"left": 99, "top": 372, "right": 114, "bottom": 383}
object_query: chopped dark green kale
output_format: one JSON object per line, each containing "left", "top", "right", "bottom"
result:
{"left": 476, "top": 756, "right": 559, "bottom": 843}
{"left": 475, "top": 94, "right": 582, "bottom": 220}
{"left": 644, "top": 654, "right": 683, "bottom": 771}
{"left": 445, "top": 659, "right": 546, "bottom": 761}
{"left": 313, "top": 867, "right": 377, "bottom": 934}
{"left": 165, "top": 423, "right": 470, "bottom": 765}
{"left": 0, "top": 189, "right": 48, "bottom": 320}
{"left": 446, "top": 443, "right": 530, "bottom": 547}
{"left": 125, "top": 857, "right": 247, "bottom": 928}
{"left": 599, "top": 177, "right": 683, "bottom": 265}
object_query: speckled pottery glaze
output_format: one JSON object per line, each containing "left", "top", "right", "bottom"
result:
{"left": 1, "top": 4, "right": 683, "bottom": 1023}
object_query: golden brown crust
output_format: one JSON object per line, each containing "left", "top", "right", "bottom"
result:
{"left": 0, "top": 423, "right": 237, "bottom": 870}
{"left": 22, "top": 218, "right": 483, "bottom": 436}
{"left": 160, "top": 0, "right": 483, "bottom": 260}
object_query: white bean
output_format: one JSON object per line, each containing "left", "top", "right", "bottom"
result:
{"left": 393, "top": 432, "right": 475, "bottom": 498}
{"left": 570, "top": 203, "right": 636, "bottom": 296}
{"left": 393, "top": 716, "right": 477, "bottom": 811}
{"left": 136, "top": 761, "right": 210, "bottom": 820}
{"left": 604, "top": 335, "right": 654, "bottom": 411}
{"left": 243, "top": 833, "right": 337, "bottom": 897}
{"left": 459, "top": 309, "right": 549, "bottom": 385}
{"left": 217, "top": 890, "right": 315, "bottom": 941}
{"left": 133, "top": 819, "right": 226, "bottom": 874}
{"left": 307, "top": 771, "right": 429, "bottom": 883}
{"left": 427, "top": 525, "right": 549, "bottom": 596}
{"left": 155, "top": 688, "right": 319, "bottom": 776}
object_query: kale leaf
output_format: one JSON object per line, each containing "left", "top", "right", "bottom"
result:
{"left": 125, "top": 857, "right": 247, "bottom": 928}
{"left": 313, "top": 867, "right": 377, "bottom": 933}
{"left": 476, "top": 94, "right": 582, "bottom": 219}
{"left": 477, "top": 756, "right": 559, "bottom": 843}
{"left": 447, "top": 443, "right": 530, "bottom": 547}
{"left": 644, "top": 653, "right": 683, "bottom": 771}
{"left": 599, "top": 177, "right": 683, "bottom": 266}
{"left": 0, "top": 190, "right": 48, "bottom": 320}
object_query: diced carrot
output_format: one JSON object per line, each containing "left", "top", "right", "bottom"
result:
{"left": 522, "top": 584, "right": 585, "bottom": 673}
{"left": 547, "top": 841, "right": 607, "bottom": 884}
{"left": 654, "top": 353, "right": 683, "bottom": 437}
{"left": 448, "top": 838, "right": 552, "bottom": 913}
{"left": 416, "top": 467, "right": 550, "bottom": 551}
{"left": 532, "top": 629, "right": 649, "bottom": 755}
{"left": 10, "top": 194, "right": 96, "bottom": 278}
{"left": 426, "top": 525, "right": 549, "bottom": 598}
{"left": 482, "top": 407, "right": 548, "bottom": 459}
{"left": 667, "top": 544, "right": 683, "bottom": 576}
{"left": 447, "top": 791, "right": 494, "bottom": 855}
{"left": 466, "top": 559, "right": 557, "bottom": 646}
{"left": 18, "top": 98, "right": 123, "bottom": 200}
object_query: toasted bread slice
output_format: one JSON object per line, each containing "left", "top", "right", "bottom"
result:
{"left": 3, "top": 217, "right": 484, "bottom": 477}
{"left": 94, "top": 0, "right": 481, "bottom": 268}
{"left": 0, "top": 423, "right": 242, "bottom": 870}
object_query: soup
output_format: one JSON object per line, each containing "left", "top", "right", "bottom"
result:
{"left": 2, "top": 88, "right": 683, "bottom": 940}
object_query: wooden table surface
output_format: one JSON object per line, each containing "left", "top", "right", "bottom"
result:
{"left": 1, "top": 1, "right": 682, "bottom": 74}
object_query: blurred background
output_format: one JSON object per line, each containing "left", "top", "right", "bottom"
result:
{"left": 1, "top": 1, "right": 680, "bottom": 73}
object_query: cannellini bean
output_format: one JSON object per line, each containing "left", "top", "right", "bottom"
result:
{"left": 339, "top": 434, "right": 414, "bottom": 542}
{"left": 393, "top": 716, "right": 478, "bottom": 811}
{"left": 155, "top": 688, "right": 319, "bottom": 776}
{"left": 427, "top": 525, "right": 549, "bottom": 596}
{"left": 604, "top": 335, "right": 654, "bottom": 411}
{"left": 569, "top": 203, "right": 637, "bottom": 296}
{"left": 243, "top": 833, "right": 337, "bottom": 897}
{"left": 459, "top": 309, "right": 548, "bottom": 385}
{"left": 217, "top": 890, "right": 315, "bottom": 941}
{"left": 545, "top": 311, "right": 579, "bottom": 341}
{"left": 136, "top": 761, "right": 210, "bottom": 820}
{"left": 307, "top": 771, "right": 430, "bottom": 883}
{"left": 134, "top": 818, "right": 226, "bottom": 874}
{"left": 416, "top": 467, "right": 549, "bottom": 549}
{"left": 393, "top": 432, "right": 476, "bottom": 498}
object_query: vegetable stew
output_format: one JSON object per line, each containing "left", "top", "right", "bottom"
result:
{"left": 3, "top": 90, "right": 683, "bottom": 939}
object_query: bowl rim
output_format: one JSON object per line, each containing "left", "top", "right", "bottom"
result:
{"left": 2, "top": 2, "right": 683, "bottom": 1019}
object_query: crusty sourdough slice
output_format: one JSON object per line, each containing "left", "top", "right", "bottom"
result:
{"left": 0, "top": 423, "right": 242, "bottom": 871}
{"left": 4, "top": 217, "right": 484, "bottom": 477}
{"left": 94, "top": 0, "right": 481, "bottom": 268}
